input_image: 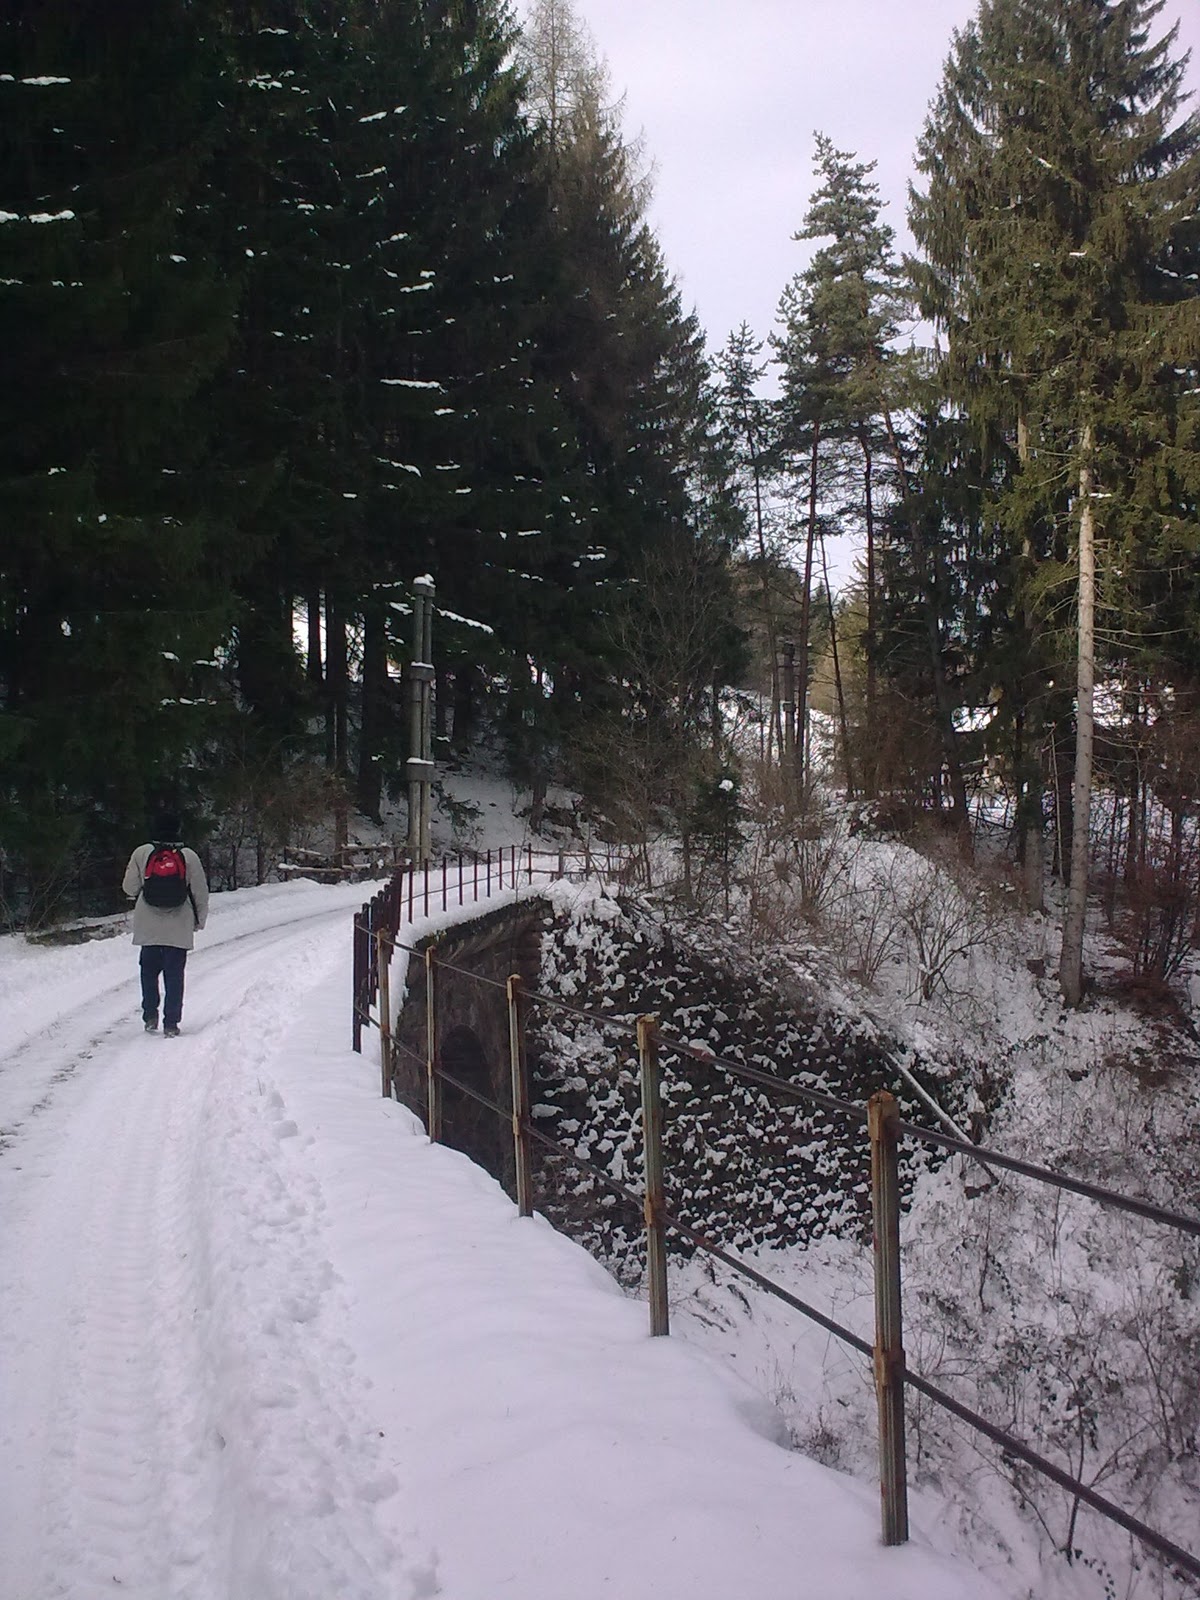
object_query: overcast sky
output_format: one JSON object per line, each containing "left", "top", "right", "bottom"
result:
{"left": 559, "top": 0, "right": 1200, "bottom": 357}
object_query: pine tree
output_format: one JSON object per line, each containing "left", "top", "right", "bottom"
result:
{"left": 773, "top": 135, "right": 917, "bottom": 803}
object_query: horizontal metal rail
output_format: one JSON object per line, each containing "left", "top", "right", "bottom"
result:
{"left": 430, "top": 1067, "right": 647, "bottom": 1215}
{"left": 899, "top": 1366, "right": 1200, "bottom": 1582}
{"left": 893, "top": 1118, "right": 1200, "bottom": 1239}
{"left": 381, "top": 935, "right": 1200, "bottom": 1243}
{"left": 522, "top": 983, "right": 664, "bottom": 1040}
{"left": 661, "top": 1207, "right": 874, "bottom": 1359}
{"left": 362, "top": 883, "right": 1200, "bottom": 1583}
{"left": 524, "top": 1118, "right": 647, "bottom": 1215}
{"left": 661, "top": 1031, "right": 871, "bottom": 1123}
{"left": 434, "top": 1066, "right": 512, "bottom": 1127}
{"left": 426, "top": 1039, "right": 1200, "bottom": 1581}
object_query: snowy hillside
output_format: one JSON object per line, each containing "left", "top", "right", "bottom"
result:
{"left": 0, "top": 868, "right": 1019, "bottom": 1600}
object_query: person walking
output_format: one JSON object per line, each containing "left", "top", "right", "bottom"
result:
{"left": 121, "top": 812, "right": 209, "bottom": 1037}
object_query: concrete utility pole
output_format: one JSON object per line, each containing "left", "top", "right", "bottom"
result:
{"left": 406, "top": 576, "right": 435, "bottom": 863}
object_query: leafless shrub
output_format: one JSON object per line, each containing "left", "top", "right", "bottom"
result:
{"left": 826, "top": 852, "right": 904, "bottom": 986}
{"left": 892, "top": 852, "right": 1003, "bottom": 1002}
{"left": 206, "top": 749, "right": 347, "bottom": 890}
{"left": 1116, "top": 840, "right": 1200, "bottom": 983}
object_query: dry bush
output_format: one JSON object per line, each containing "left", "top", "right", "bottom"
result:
{"left": 825, "top": 851, "right": 905, "bottom": 986}
{"left": 737, "top": 760, "right": 859, "bottom": 941}
{"left": 1116, "top": 841, "right": 1200, "bottom": 983}
{"left": 206, "top": 751, "right": 348, "bottom": 890}
{"left": 892, "top": 853, "right": 999, "bottom": 1002}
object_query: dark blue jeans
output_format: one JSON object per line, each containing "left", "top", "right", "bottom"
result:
{"left": 139, "top": 945, "right": 188, "bottom": 1029}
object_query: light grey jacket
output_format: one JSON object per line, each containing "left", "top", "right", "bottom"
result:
{"left": 122, "top": 844, "right": 210, "bottom": 950}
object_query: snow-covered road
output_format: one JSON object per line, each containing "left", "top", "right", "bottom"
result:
{"left": 0, "top": 879, "right": 1014, "bottom": 1600}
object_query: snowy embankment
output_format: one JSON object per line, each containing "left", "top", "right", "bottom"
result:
{"left": 0, "top": 875, "right": 1016, "bottom": 1600}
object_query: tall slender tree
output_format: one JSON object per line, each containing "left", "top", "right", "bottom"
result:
{"left": 910, "top": 0, "right": 1200, "bottom": 1001}
{"left": 774, "top": 135, "right": 915, "bottom": 801}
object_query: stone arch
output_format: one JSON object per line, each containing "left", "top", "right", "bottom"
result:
{"left": 440, "top": 1025, "right": 504, "bottom": 1173}
{"left": 390, "top": 899, "right": 545, "bottom": 1194}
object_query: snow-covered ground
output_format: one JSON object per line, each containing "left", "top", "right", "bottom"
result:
{"left": 0, "top": 865, "right": 1021, "bottom": 1600}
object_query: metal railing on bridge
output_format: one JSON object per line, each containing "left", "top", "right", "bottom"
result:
{"left": 352, "top": 864, "right": 1200, "bottom": 1589}
{"left": 351, "top": 844, "right": 632, "bottom": 1053}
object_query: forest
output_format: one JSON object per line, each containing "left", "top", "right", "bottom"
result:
{"left": 2, "top": 0, "right": 1198, "bottom": 1010}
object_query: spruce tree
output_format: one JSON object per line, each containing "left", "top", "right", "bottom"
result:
{"left": 515, "top": 0, "right": 726, "bottom": 808}
{"left": 0, "top": 0, "right": 240, "bottom": 917}
{"left": 910, "top": 0, "right": 1200, "bottom": 999}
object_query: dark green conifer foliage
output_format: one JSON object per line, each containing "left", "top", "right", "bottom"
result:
{"left": 510, "top": 1, "right": 730, "bottom": 806}
{"left": 773, "top": 134, "right": 914, "bottom": 799}
{"left": 353, "top": 0, "right": 597, "bottom": 814}
{"left": 0, "top": 0, "right": 738, "bottom": 909}
{"left": 0, "top": 0, "right": 239, "bottom": 917}
{"left": 909, "top": 0, "right": 1200, "bottom": 889}
{"left": 203, "top": 3, "right": 366, "bottom": 760}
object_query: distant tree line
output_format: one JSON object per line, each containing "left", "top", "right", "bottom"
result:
{"left": 0, "top": 0, "right": 743, "bottom": 920}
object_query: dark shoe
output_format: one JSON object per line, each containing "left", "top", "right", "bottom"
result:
{"left": 144, "top": 1017, "right": 158, "bottom": 1033}
{"left": 163, "top": 1024, "right": 180, "bottom": 1038}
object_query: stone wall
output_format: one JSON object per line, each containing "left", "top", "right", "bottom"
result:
{"left": 391, "top": 900, "right": 546, "bottom": 1194}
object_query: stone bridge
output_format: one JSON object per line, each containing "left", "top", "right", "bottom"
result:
{"left": 391, "top": 899, "right": 546, "bottom": 1192}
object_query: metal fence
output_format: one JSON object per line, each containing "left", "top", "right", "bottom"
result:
{"left": 352, "top": 874, "right": 1200, "bottom": 1588}
{"left": 351, "top": 845, "right": 632, "bottom": 1052}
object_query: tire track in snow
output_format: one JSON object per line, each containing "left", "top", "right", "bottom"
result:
{"left": 0, "top": 906, "right": 426, "bottom": 1600}
{"left": 33, "top": 1057, "right": 219, "bottom": 1598}
{"left": 1, "top": 1010, "right": 223, "bottom": 1600}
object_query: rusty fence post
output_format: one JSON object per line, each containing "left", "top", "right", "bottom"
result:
{"left": 377, "top": 929, "right": 392, "bottom": 1099}
{"left": 352, "top": 914, "right": 366, "bottom": 1052}
{"left": 637, "top": 1015, "right": 670, "bottom": 1337}
{"left": 869, "top": 1090, "right": 909, "bottom": 1546}
{"left": 508, "top": 974, "right": 533, "bottom": 1217}
{"left": 425, "top": 946, "right": 441, "bottom": 1142}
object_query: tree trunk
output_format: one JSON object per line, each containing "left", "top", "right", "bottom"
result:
{"left": 1051, "top": 716, "right": 1074, "bottom": 881}
{"left": 859, "top": 427, "right": 878, "bottom": 796}
{"left": 452, "top": 664, "right": 481, "bottom": 753}
{"left": 1059, "top": 428, "right": 1096, "bottom": 1007}
{"left": 796, "top": 422, "right": 821, "bottom": 791}
{"left": 743, "top": 396, "right": 782, "bottom": 763}
{"left": 1015, "top": 409, "right": 1045, "bottom": 910}
{"left": 881, "top": 408, "right": 971, "bottom": 856}
{"left": 325, "top": 592, "right": 348, "bottom": 776}
{"left": 1123, "top": 679, "right": 1142, "bottom": 887}
{"left": 819, "top": 528, "right": 854, "bottom": 798}
{"left": 306, "top": 590, "right": 323, "bottom": 686}
{"left": 356, "top": 603, "right": 387, "bottom": 820}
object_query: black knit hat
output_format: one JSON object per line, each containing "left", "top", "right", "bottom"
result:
{"left": 152, "top": 810, "right": 182, "bottom": 841}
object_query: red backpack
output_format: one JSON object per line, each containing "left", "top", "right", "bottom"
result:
{"left": 142, "top": 844, "right": 190, "bottom": 909}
